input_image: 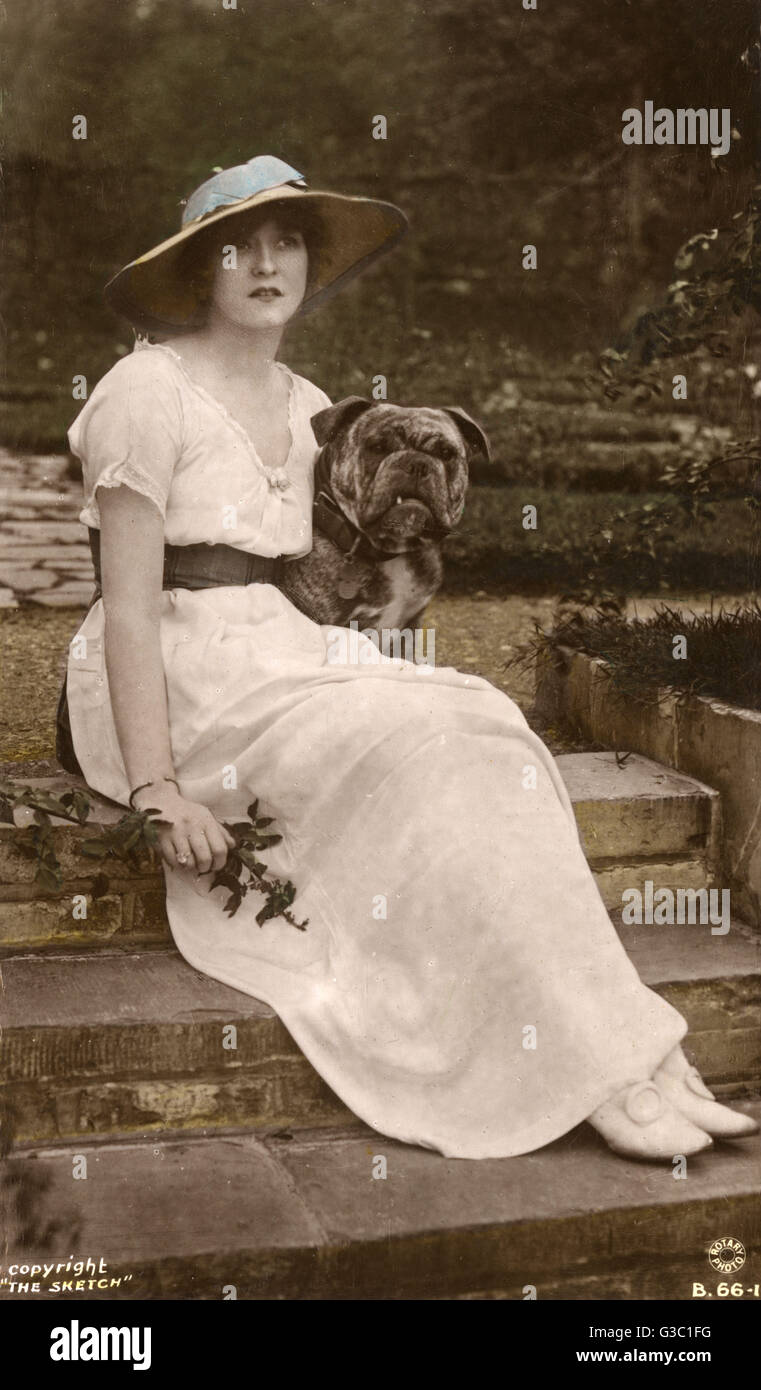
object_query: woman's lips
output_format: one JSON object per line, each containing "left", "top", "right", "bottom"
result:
{"left": 249, "top": 287, "right": 283, "bottom": 299}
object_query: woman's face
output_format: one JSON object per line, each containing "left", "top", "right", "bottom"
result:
{"left": 205, "top": 214, "right": 309, "bottom": 332}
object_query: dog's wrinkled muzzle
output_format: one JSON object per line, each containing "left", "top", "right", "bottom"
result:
{"left": 355, "top": 451, "right": 464, "bottom": 537}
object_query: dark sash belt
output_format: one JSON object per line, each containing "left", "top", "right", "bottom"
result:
{"left": 87, "top": 526, "right": 286, "bottom": 596}
{"left": 55, "top": 528, "right": 287, "bottom": 778}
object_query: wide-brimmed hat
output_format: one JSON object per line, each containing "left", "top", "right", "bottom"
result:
{"left": 104, "top": 155, "right": 409, "bottom": 333}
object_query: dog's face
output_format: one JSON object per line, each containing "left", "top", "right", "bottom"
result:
{"left": 311, "top": 398, "right": 490, "bottom": 553}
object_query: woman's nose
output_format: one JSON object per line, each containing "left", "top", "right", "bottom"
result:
{"left": 250, "top": 239, "right": 277, "bottom": 274}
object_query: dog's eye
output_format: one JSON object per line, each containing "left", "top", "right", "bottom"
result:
{"left": 436, "top": 443, "right": 457, "bottom": 462}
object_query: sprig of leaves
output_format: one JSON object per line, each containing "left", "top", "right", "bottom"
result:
{"left": 568, "top": 186, "right": 761, "bottom": 614}
{"left": 591, "top": 186, "right": 761, "bottom": 397}
{"left": 0, "top": 782, "right": 307, "bottom": 929}
{"left": 198, "top": 799, "right": 307, "bottom": 930}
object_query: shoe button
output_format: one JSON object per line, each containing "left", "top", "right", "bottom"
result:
{"left": 624, "top": 1081, "right": 666, "bottom": 1125}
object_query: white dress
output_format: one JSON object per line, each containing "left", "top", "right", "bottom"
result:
{"left": 65, "top": 341, "right": 687, "bottom": 1159}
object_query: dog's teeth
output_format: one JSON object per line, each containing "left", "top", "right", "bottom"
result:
{"left": 396, "top": 495, "right": 403, "bottom": 505}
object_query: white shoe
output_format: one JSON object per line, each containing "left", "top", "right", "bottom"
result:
{"left": 588, "top": 1078, "right": 713, "bottom": 1161}
{"left": 654, "top": 1047, "right": 759, "bottom": 1140}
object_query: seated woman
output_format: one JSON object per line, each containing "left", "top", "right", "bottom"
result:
{"left": 62, "top": 154, "right": 756, "bottom": 1162}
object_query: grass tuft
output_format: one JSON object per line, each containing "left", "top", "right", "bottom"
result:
{"left": 512, "top": 600, "right": 761, "bottom": 712}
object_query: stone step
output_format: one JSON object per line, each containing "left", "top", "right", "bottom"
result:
{"left": 539, "top": 441, "right": 684, "bottom": 491}
{"left": 1, "top": 914, "right": 758, "bottom": 1149}
{"left": 0, "top": 754, "right": 721, "bottom": 954}
{"left": 556, "top": 752, "right": 721, "bottom": 910}
{"left": 497, "top": 404, "right": 702, "bottom": 444}
{"left": 1, "top": 1106, "right": 758, "bottom": 1300}
{"left": 529, "top": 441, "right": 750, "bottom": 493}
{"left": 0, "top": 950, "right": 351, "bottom": 1147}
{"left": 493, "top": 377, "right": 598, "bottom": 406}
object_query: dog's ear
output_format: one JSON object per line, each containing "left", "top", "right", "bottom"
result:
{"left": 310, "top": 397, "right": 374, "bottom": 447}
{"left": 442, "top": 407, "right": 491, "bottom": 464}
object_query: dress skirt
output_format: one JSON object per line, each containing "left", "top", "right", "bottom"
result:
{"left": 66, "top": 582, "right": 687, "bottom": 1159}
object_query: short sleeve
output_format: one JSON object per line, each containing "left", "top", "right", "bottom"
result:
{"left": 308, "top": 383, "right": 332, "bottom": 412}
{"left": 310, "top": 386, "right": 332, "bottom": 416}
{"left": 290, "top": 371, "right": 331, "bottom": 419}
{"left": 68, "top": 349, "right": 184, "bottom": 528}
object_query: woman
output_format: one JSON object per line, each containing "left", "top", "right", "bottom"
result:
{"left": 64, "top": 154, "right": 756, "bottom": 1162}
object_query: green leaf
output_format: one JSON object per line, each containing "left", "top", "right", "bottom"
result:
{"left": 79, "top": 838, "right": 109, "bottom": 857}
{"left": 237, "top": 846, "right": 266, "bottom": 869}
{"left": 71, "top": 791, "right": 92, "bottom": 824}
{"left": 36, "top": 864, "right": 62, "bottom": 894}
{"left": 210, "top": 870, "right": 242, "bottom": 893}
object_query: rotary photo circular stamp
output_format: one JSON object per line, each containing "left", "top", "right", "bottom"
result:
{"left": 708, "top": 1237, "right": 747, "bottom": 1273}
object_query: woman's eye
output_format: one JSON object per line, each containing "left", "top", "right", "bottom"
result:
{"left": 278, "top": 234, "right": 302, "bottom": 249}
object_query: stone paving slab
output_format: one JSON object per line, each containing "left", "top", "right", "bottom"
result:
{"left": 0, "top": 544, "right": 91, "bottom": 560}
{"left": 556, "top": 749, "right": 719, "bottom": 805}
{"left": 0, "top": 569, "right": 58, "bottom": 591}
{"left": 4, "top": 507, "right": 79, "bottom": 520}
{"left": 0, "top": 1132, "right": 326, "bottom": 1271}
{"left": 29, "top": 589, "right": 92, "bottom": 606}
{"left": 4, "top": 521, "right": 84, "bottom": 541}
{"left": 1, "top": 482, "right": 91, "bottom": 605}
{"left": 618, "top": 911, "right": 761, "bottom": 984}
{"left": 268, "top": 1109, "right": 759, "bottom": 1245}
{"left": 0, "top": 489, "right": 71, "bottom": 507}
{"left": 1, "top": 1106, "right": 758, "bottom": 1299}
{"left": 0, "top": 951, "right": 275, "bottom": 1032}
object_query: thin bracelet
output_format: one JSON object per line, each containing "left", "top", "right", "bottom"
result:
{"left": 128, "top": 777, "right": 180, "bottom": 810}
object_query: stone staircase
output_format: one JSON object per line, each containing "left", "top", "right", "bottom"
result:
{"left": 1, "top": 752, "right": 759, "bottom": 1300}
{"left": 478, "top": 362, "right": 755, "bottom": 492}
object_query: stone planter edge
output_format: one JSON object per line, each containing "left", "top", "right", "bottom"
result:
{"left": 533, "top": 645, "right": 761, "bottom": 928}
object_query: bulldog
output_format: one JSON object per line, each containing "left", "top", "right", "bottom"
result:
{"left": 282, "top": 396, "right": 490, "bottom": 631}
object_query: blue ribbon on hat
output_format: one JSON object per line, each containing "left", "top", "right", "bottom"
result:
{"left": 182, "top": 156, "right": 307, "bottom": 225}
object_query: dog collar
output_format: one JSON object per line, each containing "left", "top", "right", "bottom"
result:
{"left": 311, "top": 448, "right": 412, "bottom": 562}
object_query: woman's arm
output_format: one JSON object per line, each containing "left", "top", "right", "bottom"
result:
{"left": 98, "top": 485, "right": 234, "bottom": 873}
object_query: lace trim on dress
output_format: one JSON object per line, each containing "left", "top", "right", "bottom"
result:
{"left": 82, "top": 458, "right": 171, "bottom": 523}
{"left": 135, "top": 341, "right": 297, "bottom": 492}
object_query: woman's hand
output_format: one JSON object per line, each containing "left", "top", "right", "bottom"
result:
{"left": 133, "top": 781, "right": 237, "bottom": 874}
